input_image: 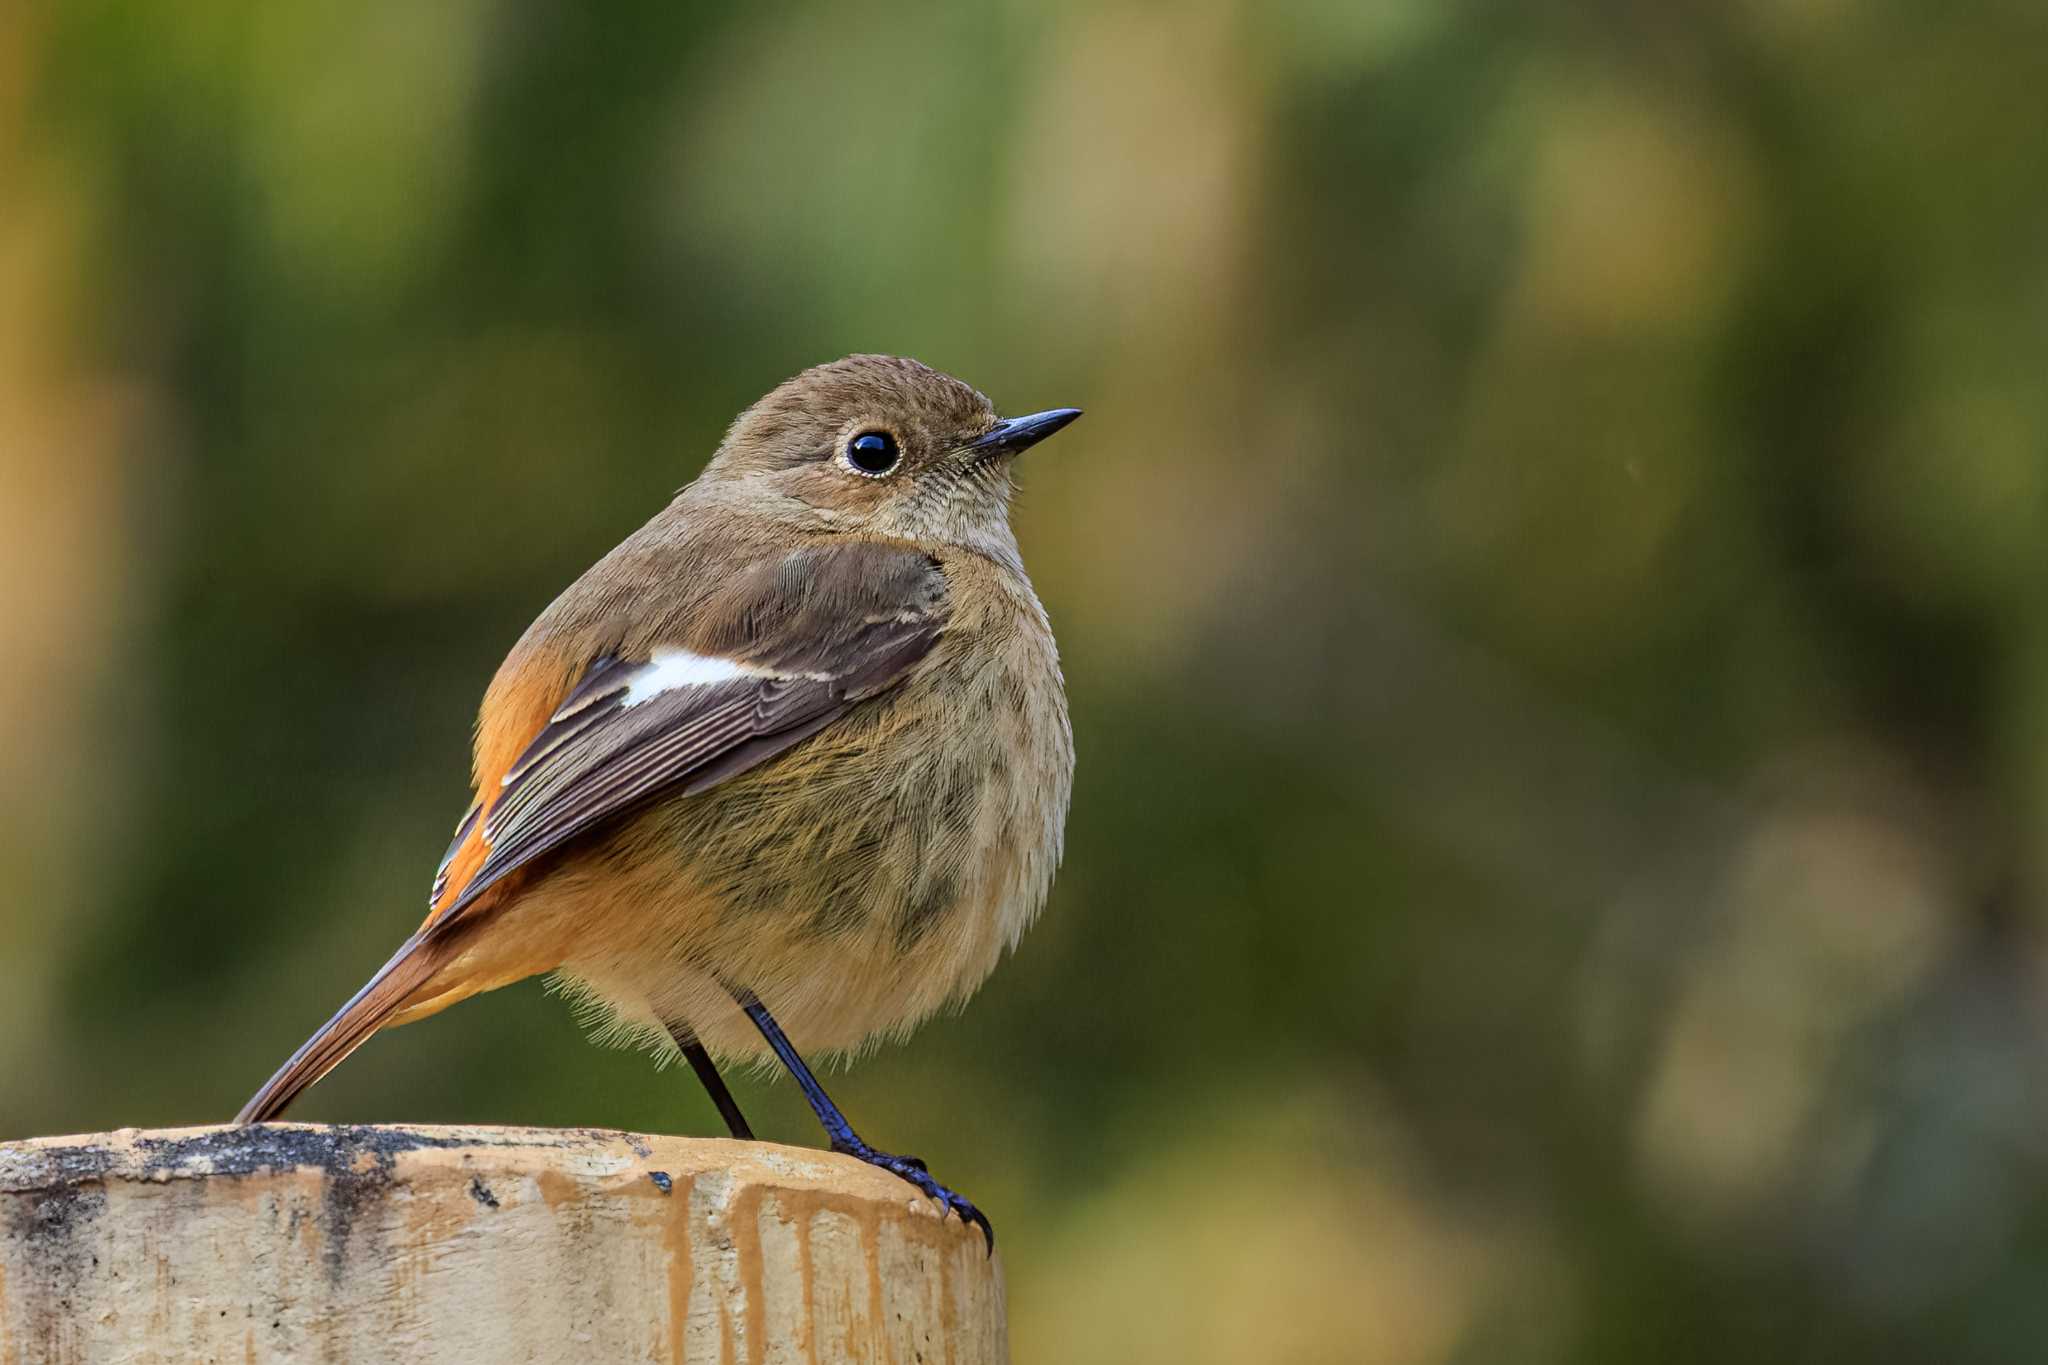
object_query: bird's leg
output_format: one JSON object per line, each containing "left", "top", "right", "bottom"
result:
{"left": 730, "top": 988, "right": 993, "bottom": 1252}
{"left": 664, "top": 1019, "right": 755, "bottom": 1141}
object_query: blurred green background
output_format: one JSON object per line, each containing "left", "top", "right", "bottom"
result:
{"left": 6, "top": 1, "right": 2048, "bottom": 1360}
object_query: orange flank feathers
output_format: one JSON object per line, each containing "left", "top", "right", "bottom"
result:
{"left": 430, "top": 640, "right": 590, "bottom": 926}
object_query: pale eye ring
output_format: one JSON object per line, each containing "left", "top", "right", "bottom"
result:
{"left": 842, "top": 430, "right": 901, "bottom": 477}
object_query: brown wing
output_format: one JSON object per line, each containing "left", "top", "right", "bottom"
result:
{"left": 233, "top": 542, "right": 945, "bottom": 1125}
{"left": 433, "top": 541, "right": 948, "bottom": 924}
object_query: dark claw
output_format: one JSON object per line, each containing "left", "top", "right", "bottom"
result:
{"left": 831, "top": 1138, "right": 995, "bottom": 1255}
{"left": 962, "top": 1203, "right": 995, "bottom": 1255}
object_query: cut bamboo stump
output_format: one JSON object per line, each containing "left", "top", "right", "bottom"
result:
{"left": 0, "top": 1124, "right": 1006, "bottom": 1364}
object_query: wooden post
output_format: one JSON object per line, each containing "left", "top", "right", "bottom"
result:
{"left": 0, "top": 1124, "right": 1006, "bottom": 1364}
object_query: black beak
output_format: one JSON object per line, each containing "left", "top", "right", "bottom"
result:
{"left": 968, "top": 407, "right": 1083, "bottom": 456}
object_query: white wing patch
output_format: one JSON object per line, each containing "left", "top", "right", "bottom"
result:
{"left": 621, "top": 647, "right": 751, "bottom": 706}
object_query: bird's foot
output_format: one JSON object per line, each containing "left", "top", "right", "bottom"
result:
{"left": 830, "top": 1136, "right": 992, "bottom": 1253}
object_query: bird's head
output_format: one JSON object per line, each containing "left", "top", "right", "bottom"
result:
{"left": 700, "top": 354, "right": 1080, "bottom": 557}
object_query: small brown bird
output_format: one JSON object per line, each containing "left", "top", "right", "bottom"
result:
{"left": 235, "top": 355, "right": 1079, "bottom": 1246}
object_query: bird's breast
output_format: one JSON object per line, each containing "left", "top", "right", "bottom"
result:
{"left": 556, "top": 566, "right": 1071, "bottom": 1054}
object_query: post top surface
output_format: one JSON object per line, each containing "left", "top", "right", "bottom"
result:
{"left": 1, "top": 1123, "right": 970, "bottom": 1234}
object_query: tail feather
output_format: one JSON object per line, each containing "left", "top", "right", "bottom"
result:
{"left": 234, "top": 930, "right": 465, "bottom": 1124}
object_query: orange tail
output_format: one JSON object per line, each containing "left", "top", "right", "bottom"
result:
{"left": 234, "top": 929, "right": 469, "bottom": 1124}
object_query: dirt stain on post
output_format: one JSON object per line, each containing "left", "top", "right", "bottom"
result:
{"left": 659, "top": 1174, "right": 697, "bottom": 1365}
{"left": 4, "top": 1175, "right": 110, "bottom": 1364}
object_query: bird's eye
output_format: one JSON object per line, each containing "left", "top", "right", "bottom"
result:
{"left": 843, "top": 430, "right": 900, "bottom": 477}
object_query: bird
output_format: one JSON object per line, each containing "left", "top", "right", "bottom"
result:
{"left": 233, "top": 354, "right": 1080, "bottom": 1249}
